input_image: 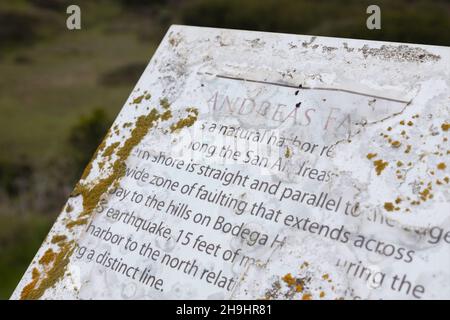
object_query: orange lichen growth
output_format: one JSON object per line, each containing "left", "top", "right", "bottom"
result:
{"left": 437, "top": 162, "right": 447, "bottom": 170}
{"left": 161, "top": 110, "right": 172, "bottom": 121}
{"left": 285, "top": 147, "right": 291, "bottom": 158}
{"left": 21, "top": 241, "right": 75, "bottom": 300}
{"left": 51, "top": 235, "right": 67, "bottom": 244}
{"left": 132, "top": 94, "right": 145, "bottom": 104}
{"left": 302, "top": 293, "right": 312, "bottom": 300}
{"left": 170, "top": 108, "right": 199, "bottom": 133}
{"left": 441, "top": 123, "right": 449, "bottom": 131}
{"left": 373, "top": 159, "right": 388, "bottom": 175}
{"left": 390, "top": 140, "right": 401, "bottom": 148}
{"left": 20, "top": 268, "right": 40, "bottom": 300}
{"left": 384, "top": 202, "right": 394, "bottom": 212}
{"left": 419, "top": 188, "right": 432, "bottom": 201}
{"left": 102, "top": 142, "right": 120, "bottom": 159}
{"left": 39, "top": 249, "right": 56, "bottom": 266}
{"left": 159, "top": 98, "right": 173, "bottom": 120}
{"left": 160, "top": 98, "right": 171, "bottom": 110}
{"left": 295, "top": 284, "right": 304, "bottom": 293}
{"left": 66, "top": 218, "right": 89, "bottom": 229}
{"left": 395, "top": 197, "right": 402, "bottom": 204}
{"left": 22, "top": 104, "right": 162, "bottom": 298}
{"left": 320, "top": 291, "right": 325, "bottom": 298}
{"left": 20, "top": 95, "right": 200, "bottom": 300}
{"left": 366, "top": 153, "right": 377, "bottom": 160}
{"left": 72, "top": 108, "right": 163, "bottom": 223}
{"left": 282, "top": 273, "right": 296, "bottom": 287}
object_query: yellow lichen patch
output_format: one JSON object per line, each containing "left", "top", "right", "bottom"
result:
{"left": 391, "top": 140, "right": 401, "bottom": 148}
{"left": 282, "top": 273, "right": 296, "bottom": 287}
{"left": 373, "top": 159, "right": 388, "bottom": 175}
{"left": 322, "top": 274, "right": 329, "bottom": 280}
{"left": 76, "top": 108, "right": 162, "bottom": 220}
{"left": 366, "top": 153, "right": 377, "bottom": 160}
{"left": 285, "top": 147, "right": 291, "bottom": 158}
{"left": 20, "top": 268, "right": 40, "bottom": 300}
{"left": 295, "top": 284, "right": 304, "bottom": 293}
{"left": 395, "top": 197, "right": 402, "bottom": 204}
{"left": 51, "top": 235, "right": 67, "bottom": 244}
{"left": 397, "top": 161, "right": 403, "bottom": 167}
{"left": 170, "top": 108, "right": 199, "bottom": 133}
{"left": 160, "top": 98, "right": 171, "bottom": 110}
{"left": 20, "top": 94, "right": 186, "bottom": 299}
{"left": 419, "top": 188, "right": 432, "bottom": 201}
{"left": 158, "top": 96, "right": 173, "bottom": 121}
{"left": 407, "top": 121, "right": 413, "bottom": 126}
{"left": 441, "top": 123, "right": 449, "bottom": 132}
{"left": 302, "top": 293, "right": 312, "bottom": 300}
{"left": 39, "top": 249, "right": 56, "bottom": 266}
{"left": 384, "top": 202, "right": 394, "bottom": 212}
{"left": 437, "top": 162, "right": 447, "bottom": 170}
{"left": 102, "top": 142, "right": 120, "bottom": 159}
{"left": 20, "top": 241, "right": 75, "bottom": 300}
{"left": 24, "top": 107, "right": 170, "bottom": 299}
{"left": 66, "top": 218, "right": 89, "bottom": 229}
{"left": 132, "top": 94, "right": 145, "bottom": 104}
{"left": 320, "top": 291, "right": 325, "bottom": 298}
{"left": 161, "top": 110, "right": 172, "bottom": 121}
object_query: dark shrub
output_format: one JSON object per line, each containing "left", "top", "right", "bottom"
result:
{"left": 99, "top": 62, "right": 147, "bottom": 87}
{"left": 67, "top": 109, "right": 111, "bottom": 180}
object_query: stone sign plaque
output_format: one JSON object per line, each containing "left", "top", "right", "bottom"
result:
{"left": 12, "top": 25, "right": 450, "bottom": 300}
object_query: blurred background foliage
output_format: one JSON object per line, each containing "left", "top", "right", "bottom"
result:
{"left": 0, "top": 0, "right": 448, "bottom": 299}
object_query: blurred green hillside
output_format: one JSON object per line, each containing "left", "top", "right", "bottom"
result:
{"left": 0, "top": 0, "right": 449, "bottom": 299}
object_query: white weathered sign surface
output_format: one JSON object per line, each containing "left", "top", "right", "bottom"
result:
{"left": 12, "top": 25, "right": 450, "bottom": 300}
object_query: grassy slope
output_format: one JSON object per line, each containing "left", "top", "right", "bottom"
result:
{"left": 0, "top": 4, "right": 157, "bottom": 163}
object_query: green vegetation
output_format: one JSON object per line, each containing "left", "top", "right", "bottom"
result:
{"left": 0, "top": 214, "right": 53, "bottom": 299}
{"left": 68, "top": 108, "right": 111, "bottom": 180}
{"left": 0, "top": 0, "right": 448, "bottom": 299}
